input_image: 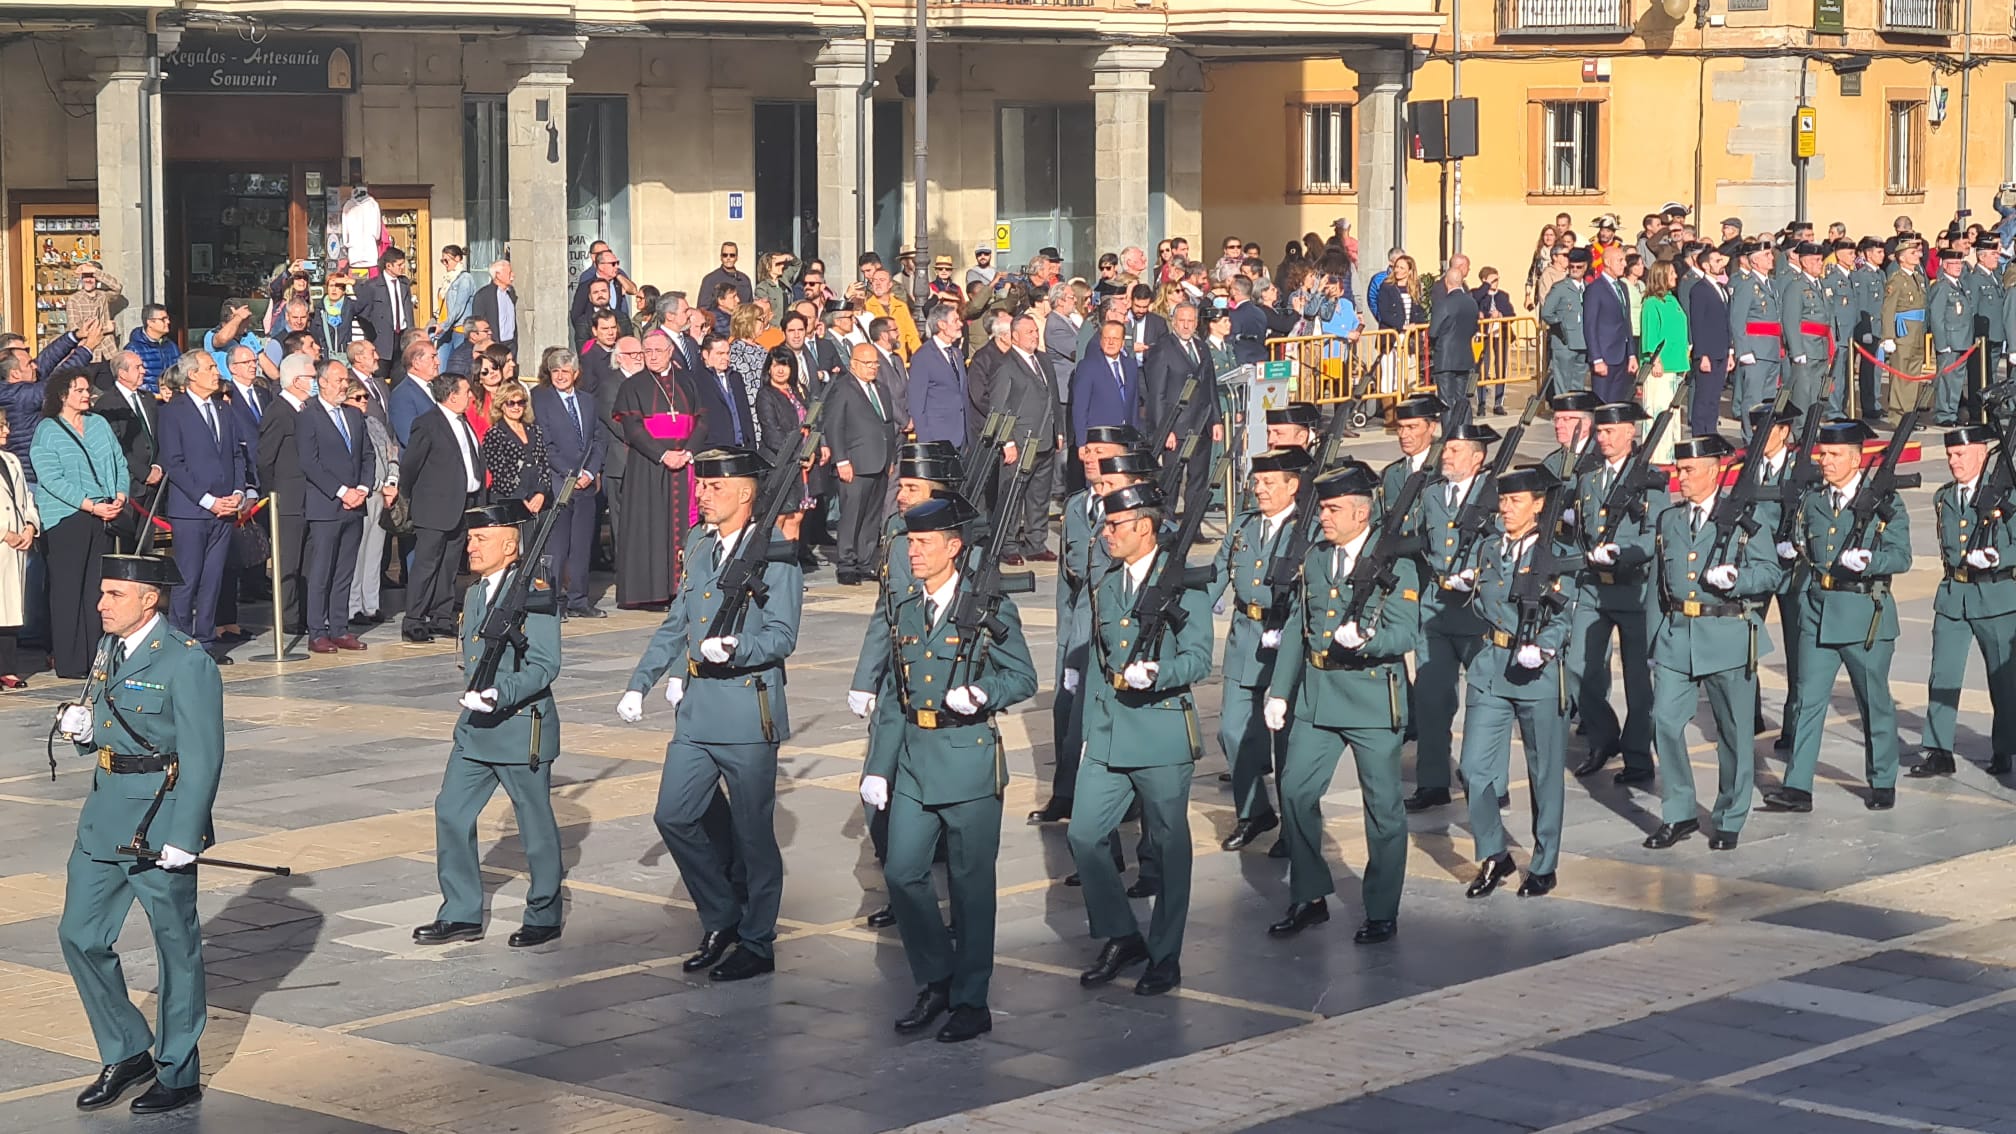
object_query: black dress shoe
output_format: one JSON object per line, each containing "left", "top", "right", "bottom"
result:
{"left": 1135, "top": 956, "right": 1181, "bottom": 996}
{"left": 1466, "top": 854, "right": 1516, "bottom": 898}
{"left": 895, "top": 983, "right": 951, "bottom": 1033}
{"left": 1708, "top": 829, "right": 1740, "bottom": 851}
{"left": 1643, "top": 819, "right": 1699, "bottom": 849}
{"left": 1027, "top": 797, "right": 1072, "bottom": 823}
{"left": 866, "top": 906, "right": 896, "bottom": 929}
{"left": 1773, "top": 733, "right": 1792, "bottom": 752}
{"left": 709, "top": 945, "right": 775, "bottom": 981}
{"left": 570, "top": 605, "right": 608, "bottom": 619}
{"left": 402, "top": 629, "right": 435, "bottom": 645}
{"left": 1220, "top": 814, "right": 1279, "bottom": 851}
{"left": 76, "top": 1052, "right": 154, "bottom": 1111}
{"left": 1572, "top": 744, "right": 1619, "bottom": 777}
{"left": 1063, "top": 872, "right": 1082, "bottom": 887}
{"left": 1266, "top": 898, "right": 1329, "bottom": 937}
{"left": 508, "top": 924, "right": 562, "bottom": 948}
{"left": 1907, "top": 750, "right": 1956, "bottom": 778}
{"left": 1079, "top": 934, "right": 1149, "bottom": 986}
{"left": 1865, "top": 787, "right": 1897, "bottom": 811}
{"left": 1753, "top": 710, "right": 1770, "bottom": 736}
{"left": 1125, "top": 877, "right": 1161, "bottom": 899}
{"left": 1760, "top": 786, "right": 1813, "bottom": 812}
{"left": 411, "top": 920, "right": 483, "bottom": 944}
{"left": 1403, "top": 787, "right": 1451, "bottom": 812}
{"left": 1354, "top": 919, "right": 1398, "bottom": 945}
{"left": 682, "top": 929, "right": 739, "bottom": 972}
{"left": 1993, "top": 754, "right": 2014, "bottom": 775}
{"left": 209, "top": 652, "right": 234, "bottom": 666}
{"left": 1267, "top": 838, "right": 1288, "bottom": 859}
{"left": 1518, "top": 871, "right": 1558, "bottom": 898}
{"left": 1497, "top": 792, "right": 1511, "bottom": 810}
{"left": 1218, "top": 771, "right": 1232, "bottom": 782}
{"left": 938, "top": 1005, "right": 993, "bottom": 1042}
{"left": 129, "top": 1082, "right": 202, "bottom": 1114}
{"left": 1613, "top": 766, "right": 1655, "bottom": 787}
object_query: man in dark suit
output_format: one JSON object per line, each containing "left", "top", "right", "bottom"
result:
{"left": 1428, "top": 255, "right": 1482, "bottom": 414}
{"left": 532, "top": 363, "right": 607, "bottom": 616}
{"left": 388, "top": 340, "right": 440, "bottom": 448}
{"left": 688, "top": 334, "right": 756, "bottom": 450}
{"left": 258, "top": 355, "right": 316, "bottom": 636}
{"left": 1583, "top": 248, "right": 1638, "bottom": 403}
{"left": 867, "top": 315, "right": 911, "bottom": 430}
{"left": 1072, "top": 319, "right": 1145, "bottom": 448}
{"left": 351, "top": 248, "right": 419, "bottom": 377}
{"left": 296, "top": 360, "right": 376, "bottom": 652}
{"left": 94, "top": 349, "right": 161, "bottom": 534}
{"left": 398, "top": 373, "right": 483, "bottom": 644}
{"left": 443, "top": 318, "right": 494, "bottom": 379}
{"left": 1124, "top": 284, "right": 1169, "bottom": 360}
{"left": 823, "top": 342, "right": 901, "bottom": 583}
{"left": 910, "top": 303, "right": 969, "bottom": 447}
{"left": 990, "top": 315, "right": 1065, "bottom": 561}
{"left": 1140, "top": 303, "right": 1221, "bottom": 519}
{"left": 578, "top": 309, "right": 623, "bottom": 397}
{"left": 346, "top": 340, "right": 394, "bottom": 448}
{"left": 1226, "top": 276, "right": 1272, "bottom": 366}
{"left": 155, "top": 352, "right": 257, "bottom": 660}
{"left": 1686, "top": 243, "right": 1736, "bottom": 436}
{"left": 470, "top": 260, "right": 519, "bottom": 359}
{"left": 966, "top": 310, "right": 1016, "bottom": 448}
{"left": 668, "top": 307, "right": 707, "bottom": 375}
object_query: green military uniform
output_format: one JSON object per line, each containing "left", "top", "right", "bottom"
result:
{"left": 432, "top": 562, "right": 564, "bottom": 930}
{"left": 1650, "top": 484, "right": 1783, "bottom": 836}
{"left": 1850, "top": 259, "right": 1888, "bottom": 420}
{"left": 1746, "top": 435, "right": 1803, "bottom": 742}
{"left": 1066, "top": 544, "right": 1217, "bottom": 966}
{"left": 1927, "top": 269, "right": 1974, "bottom": 425}
{"left": 1921, "top": 461, "right": 2016, "bottom": 763}
{"left": 1210, "top": 503, "right": 1300, "bottom": 828}
{"left": 1730, "top": 265, "right": 1785, "bottom": 421}
{"left": 627, "top": 516, "right": 803, "bottom": 959}
{"left": 1541, "top": 276, "right": 1588, "bottom": 393}
{"left": 852, "top": 511, "right": 917, "bottom": 696}
{"left": 1966, "top": 250, "right": 2006, "bottom": 419}
{"left": 1783, "top": 453, "right": 1913, "bottom": 801}
{"left": 1566, "top": 441, "right": 1657, "bottom": 777}
{"left": 1820, "top": 262, "right": 1857, "bottom": 418}
{"left": 1411, "top": 468, "right": 1495, "bottom": 796}
{"left": 1267, "top": 526, "right": 1422, "bottom": 920}
{"left": 1052, "top": 486, "right": 1106, "bottom": 800}
{"left": 58, "top": 581, "right": 223, "bottom": 1097}
{"left": 1878, "top": 265, "right": 1928, "bottom": 416}
{"left": 865, "top": 566, "right": 1037, "bottom": 1012}
{"left": 1778, "top": 267, "right": 1833, "bottom": 412}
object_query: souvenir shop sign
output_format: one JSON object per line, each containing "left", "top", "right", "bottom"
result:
{"left": 163, "top": 36, "right": 357, "bottom": 94}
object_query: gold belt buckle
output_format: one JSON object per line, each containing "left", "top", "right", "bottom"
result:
{"left": 1489, "top": 629, "right": 1512, "bottom": 648}
{"left": 1819, "top": 574, "right": 1836, "bottom": 591}
{"left": 1595, "top": 570, "right": 1617, "bottom": 585}
{"left": 1681, "top": 599, "right": 1703, "bottom": 617}
{"left": 1955, "top": 567, "right": 1973, "bottom": 584}
{"left": 686, "top": 658, "right": 701, "bottom": 676}
{"left": 915, "top": 708, "right": 939, "bottom": 730}
{"left": 1112, "top": 672, "right": 1129, "bottom": 690}
{"left": 1244, "top": 602, "right": 1265, "bottom": 621}
{"left": 97, "top": 747, "right": 113, "bottom": 771}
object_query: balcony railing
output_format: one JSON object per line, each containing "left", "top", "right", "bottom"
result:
{"left": 1496, "top": 0, "right": 1631, "bottom": 34}
{"left": 1879, "top": 0, "right": 1958, "bottom": 32}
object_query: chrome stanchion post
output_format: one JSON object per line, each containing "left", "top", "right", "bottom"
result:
{"left": 249, "top": 493, "right": 306, "bottom": 663}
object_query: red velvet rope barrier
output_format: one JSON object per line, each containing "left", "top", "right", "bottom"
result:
{"left": 1851, "top": 341, "right": 1975, "bottom": 382}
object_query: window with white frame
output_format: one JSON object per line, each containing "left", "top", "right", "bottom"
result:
{"left": 1887, "top": 99, "right": 1926, "bottom": 195}
{"left": 1541, "top": 101, "right": 1601, "bottom": 193}
{"left": 1299, "top": 103, "right": 1353, "bottom": 194}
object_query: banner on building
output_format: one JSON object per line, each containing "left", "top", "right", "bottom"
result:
{"left": 163, "top": 36, "right": 358, "bottom": 94}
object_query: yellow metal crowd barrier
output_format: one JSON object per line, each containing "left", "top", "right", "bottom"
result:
{"left": 1266, "top": 314, "right": 1542, "bottom": 420}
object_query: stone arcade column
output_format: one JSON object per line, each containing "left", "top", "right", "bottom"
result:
{"left": 1348, "top": 45, "right": 1412, "bottom": 309}
{"left": 92, "top": 27, "right": 162, "bottom": 307}
{"left": 811, "top": 38, "right": 894, "bottom": 273}
{"left": 505, "top": 34, "right": 586, "bottom": 357}
{"left": 1090, "top": 44, "right": 1167, "bottom": 261}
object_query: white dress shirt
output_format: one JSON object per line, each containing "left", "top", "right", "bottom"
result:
{"left": 439, "top": 403, "right": 481, "bottom": 493}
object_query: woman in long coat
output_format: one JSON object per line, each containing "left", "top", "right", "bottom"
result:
{"left": 0, "top": 415, "right": 41, "bottom": 689}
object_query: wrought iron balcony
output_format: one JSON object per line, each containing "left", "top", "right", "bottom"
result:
{"left": 1496, "top": 0, "right": 1632, "bottom": 35}
{"left": 1878, "top": 0, "right": 1958, "bottom": 33}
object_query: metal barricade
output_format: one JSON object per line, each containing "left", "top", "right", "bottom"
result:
{"left": 1475, "top": 315, "right": 1541, "bottom": 401}
{"left": 1265, "top": 329, "right": 1419, "bottom": 427}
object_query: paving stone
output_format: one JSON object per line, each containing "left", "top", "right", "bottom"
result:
{"left": 1757, "top": 900, "right": 1955, "bottom": 941}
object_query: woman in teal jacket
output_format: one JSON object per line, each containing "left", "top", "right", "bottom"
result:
{"left": 30, "top": 370, "right": 128, "bottom": 677}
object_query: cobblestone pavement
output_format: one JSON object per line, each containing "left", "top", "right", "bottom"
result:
{"left": 1, "top": 423, "right": 2012, "bottom": 1134}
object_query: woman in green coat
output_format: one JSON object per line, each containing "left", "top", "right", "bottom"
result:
{"left": 1637, "top": 261, "right": 1691, "bottom": 463}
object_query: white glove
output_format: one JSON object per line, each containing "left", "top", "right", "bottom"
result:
{"left": 1589, "top": 543, "right": 1619, "bottom": 566}
{"left": 1263, "top": 696, "right": 1289, "bottom": 732}
{"left": 156, "top": 844, "right": 197, "bottom": 869}
{"left": 459, "top": 687, "right": 500, "bottom": 713}
{"left": 664, "top": 677, "right": 685, "bottom": 708}
{"left": 1880, "top": 339, "right": 1896, "bottom": 354}
{"left": 58, "top": 704, "right": 93, "bottom": 743}
{"left": 847, "top": 689, "right": 877, "bottom": 718}
{"left": 1738, "top": 352, "right": 1757, "bottom": 365}
{"left": 1515, "top": 644, "right": 1545, "bottom": 670}
{"left": 1260, "top": 629, "right": 1282, "bottom": 649}
{"left": 1333, "top": 621, "right": 1369, "bottom": 650}
{"left": 1062, "top": 668, "right": 1081, "bottom": 694}
{"left": 616, "top": 691, "right": 645, "bottom": 723}
{"left": 699, "top": 636, "right": 738, "bottom": 664}
{"left": 1792, "top": 355, "right": 1807, "bottom": 365}
{"left": 1775, "top": 540, "right": 1799, "bottom": 561}
{"left": 1967, "top": 548, "right": 2002, "bottom": 570}
{"left": 1561, "top": 507, "right": 1577, "bottom": 527}
{"left": 1704, "top": 564, "right": 1739, "bottom": 590}
{"left": 944, "top": 685, "right": 988, "bottom": 715}
{"left": 1446, "top": 569, "right": 1477, "bottom": 592}
{"left": 1122, "top": 660, "right": 1159, "bottom": 690}
{"left": 1838, "top": 547, "right": 1873, "bottom": 573}
{"left": 859, "top": 774, "right": 890, "bottom": 811}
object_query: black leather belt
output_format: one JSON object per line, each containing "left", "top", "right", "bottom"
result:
{"left": 1946, "top": 565, "right": 2014, "bottom": 584}
{"left": 906, "top": 707, "right": 981, "bottom": 730}
{"left": 1814, "top": 573, "right": 1879, "bottom": 594}
{"left": 1580, "top": 569, "right": 1636, "bottom": 586}
{"left": 1661, "top": 597, "right": 1748, "bottom": 618}
{"left": 1310, "top": 649, "right": 1385, "bottom": 671}
{"left": 97, "top": 750, "right": 175, "bottom": 774}
{"left": 687, "top": 659, "right": 776, "bottom": 680}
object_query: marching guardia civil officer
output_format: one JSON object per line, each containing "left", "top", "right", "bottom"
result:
{"left": 1379, "top": 395, "right": 1443, "bottom": 519}
{"left": 55, "top": 553, "right": 221, "bottom": 1115}
{"left": 859, "top": 497, "right": 1037, "bottom": 1043}
{"left": 1211, "top": 446, "right": 1313, "bottom": 852}
{"left": 1909, "top": 425, "right": 2016, "bottom": 778}
{"left": 1645, "top": 436, "right": 1783, "bottom": 851}
{"left": 413, "top": 501, "right": 566, "bottom": 949}
{"left": 618, "top": 447, "right": 802, "bottom": 981}
{"left": 1449, "top": 466, "right": 1581, "bottom": 899}
{"left": 1262, "top": 464, "right": 1421, "bottom": 943}
{"left": 1066, "top": 482, "right": 1215, "bottom": 997}
{"left": 1407, "top": 418, "right": 1502, "bottom": 812}
{"left": 1745, "top": 401, "right": 1802, "bottom": 748}
{"left": 1266, "top": 401, "right": 1321, "bottom": 452}
{"left": 1566, "top": 402, "right": 1656, "bottom": 787}
{"left": 1540, "top": 390, "right": 1598, "bottom": 478}
{"left": 1766, "top": 420, "right": 1912, "bottom": 813}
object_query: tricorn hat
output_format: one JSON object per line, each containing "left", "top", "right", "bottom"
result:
{"left": 465, "top": 500, "right": 532, "bottom": 530}
{"left": 1313, "top": 464, "right": 1380, "bottom": 500}
{"left": 1814, "top": 419, "right": 1877, "bottom": 446}
{"left": 1101, "top": 482, "right": 1167, "bottom": 515}
{"left": 1549, "top": 390, "right": 1601, "bottom": 414}
{"left": 1496, "top": 464, "right": 1562, "bottom": 496}
{"left": 1446, "top": 421, "right": 1502, "bottom": 444}
{"left": 896, "top": 455, "right": 963, "bottom": 484}
{"left": 903, "top": 495, "right": 980, "bottom": 533}
{"left": 1592, "top": 402, "right": 1651, "bottom": 426}
{"left": 1945, "top": 424, "right": 1998, "bottom": 447}
{"left": 1672, "top": 435, "right": 1735, "bottom": 461}
{"left": 1250, "top": 447, "right": 1314, "bottom": 476}
{"left": 693, "top": 447, "right": 771, "bottom": 479}
{"left": 1084, "top": 424, "right": 1145, "bottom": 448}
{"left": 1265, "top": 401, "right": 1324, "bottom": 428}
{"left": 101, "top": 553, "right": 182, "bottom": 587}
{"left": 1390, "top": 395, "right": 1447, "bottom": 422}
{"left": 1098, "top": 450, "right": 1159, "bottom": 478}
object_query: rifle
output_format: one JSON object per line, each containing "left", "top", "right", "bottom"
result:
{"left": 1589, "top": 371, "right": 1694, "bottom": 548}
{"left": 1772, "top": 397, "right": 1829, "bottom": 546}
{"left": 465, "top": 474, "right": 582, "bottom": 699}
{"left": 1965, "top": 390, "right": 2016, "bottom": 554}
{"left": 1121, "top": 450, "right": 1230, "bottom": 672}
{"left": 703, "top": 400, "right": 828, "bottom": 642}
{"left": 958, "top": 412, "right": 1012, "bottom": 505}
{"left": 944, "top": 422, "right": 1045, "bottom": 688}
{"left": 1447, "top": 378, "right": 1551, "bottom": 572}
{"left": 1836, "top": 380, "right": 1931, "bottom": 647}
{"left": 1704, "top": 385, "right": 1796, "bottom": 570}
{"left": 1150, "top": 373, "right": 1205, "bottom": 505}
{"left": 1339, "top": 427, "right": 1446, "bottom": 627}
{"left": 1512, "top": 474, "right": 1580, "bottom": 653}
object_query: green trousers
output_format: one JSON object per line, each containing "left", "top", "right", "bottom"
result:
{"left": 58, "top": 848, "right": 205, "bottom": 1088}
{"left": 1279, "top": 721, "right": 1406, "bottom": 919}
{"left": 1218, "top": 681, "right": 1286, "bottom": 822}
{"left": 1459, "top": 683, "right": 1567, "bottom": 875}
{"left": 1569, "top": 602, "right": 1654, "bottom": 770}
{"left": 1764, "top": 586, "right": 1803, "bottom": 734}
{"left": 884, "top": 791, "right": 1001, "bottom": 1008}
{"left": 654, "top": 738, "right": 783, "bottom": 957}
{"left": 1924, "top": 608, "right": 2016, "bottom": 757}
{"left": 434, "top": 754, "right": 564, "bottom": 927}
{"left": 1067, "top": 759, "right": 1193, "bottom": 963}
{"left": 1413, "top": 627, "right": 1482, "bottom": 792}
{"left": 1652, "top": 662, "right": 1757, "bottom": 833}
{"left": 1787, "top": 631, "right": 1899, "bottom": 792}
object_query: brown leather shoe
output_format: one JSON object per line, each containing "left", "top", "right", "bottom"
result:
{"left": 308, "top": 637, "right": 338, "bottom": 654}
{"left": 331, "top": 634, "right": 368, "bottom": 651}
